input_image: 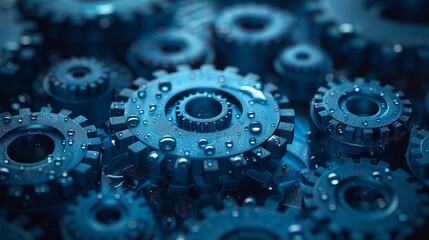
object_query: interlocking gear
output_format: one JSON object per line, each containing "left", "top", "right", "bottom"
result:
{"left": 310, "top": 77, "right": 412, "bottom": 162}
{"left": 110, "top": 65, "right": 295, "bottom": 194}
{"left": 407, "top": 129, "right": 429, "bottom": 186}
{"left": 62, "top": 190, "right": 155, "bottom": 240}
{"left": 0, "top": 108, "right": 101, "bottom": 210}
{"left": 303, "top": 158, "right": 429, "bottom": 239}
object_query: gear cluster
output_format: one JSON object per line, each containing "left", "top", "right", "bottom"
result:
{"left": 0, "top": 1, "right": 428, "bottom": 240}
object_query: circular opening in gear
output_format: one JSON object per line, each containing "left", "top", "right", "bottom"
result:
{"left": 345, "top": 96, "right": 380, "bottom": 117}
{"left": 372, "top": 0, "right": 429, "bottom": 24}
{"left": 160, "top": 40, "right": 185, "bottom": 54}
{"left": 95, "top": 207, "right": 122, "bottom": 225}
{"left": 68, "top": 66, "right": 91, "bottom": 79}
{"left": 7, "top": 134, "right": 55, "bottom": 164}
{"left": 237, "top": 16, "right": 269, "bottom": 31}
{"left": 344, "top": 182, "right": 391, "bottom": 212}
{"left": 295, "top": 51, "right": 311, "bottom": 61}
{"left": 186, "top": 97, "right": 223, "bottom": 119}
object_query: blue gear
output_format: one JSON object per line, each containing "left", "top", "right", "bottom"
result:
{"left": 0, "top": 211, "right": 44, "bottom": 240}
{"left": 110, "top": 65, "right": 295, "bottom": 195}
{"left": 62, "top": 190, "right": 155, "bottom": 240}
{"left": 425, "top": 92, "right": 429, "bottom": 127}
{"left": 309, "top": 77, "right": 412, "bottom": 163}
{"left": 274, "top": 43, "right": 332, "bottom": 103}
{"left": 213, "top": 4, "right": 296, "bottom": 76}
{"left": 303, "top": 158, "right": 429, "bottom": 239}
{"left": 407, "top": 129, "right": 429, "bottom": 186}
{"left": 127, "top": 29, "right": 214, "bottom": 78}
{"left": 0, "top": 107, "right": 101, "bottom": 210}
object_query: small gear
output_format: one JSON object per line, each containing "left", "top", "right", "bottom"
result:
{"left": 274, "top": 43, "right": 333, "bottom": 103}
{"left": 42, "top": 58, "right": 114, "bottom": 126}
{"left": 306, "top": 0, "right": 429, "bottom": 83}
{"left": 407, "top": 129, "right": 429, "bottom": 186}
{"left": 0, "top": 107, "right": 101, "bottom": 210}
{"left": 303, "top": 158, "right": 429, "bottom": 239}
{"left": 213, "top": 4, "right": 296, "bottom": 76}
{"left": 110, "top": 65, "right": 295, "bottom": 194}
{"left": 62, "top": 190, "right": 155, "bottom": 240}
{"left": 127, "top": 29, "right": 214, "bottom": 78}
{"left": 0, "top": 211, "right": 44, "bottom": 240}
{"left": 309, "top": 77, "right": 412, "bottom": 162}
{"left": 0, "top": 14, "right": 42, "bottom": 96}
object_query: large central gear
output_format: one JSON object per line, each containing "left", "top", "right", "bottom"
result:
{"left": 110, "top": 65, "right": 295, "bottom": 193}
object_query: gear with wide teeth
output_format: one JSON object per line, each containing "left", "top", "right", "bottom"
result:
{"left": 0, "top": 107, "right": 101, "bottom": 210}
{"left": 175, "top": 92, "right": 233, "bottom": 133}
{"left": 62, "top": 190, "right": 155, "bottom": 240}
{"left": 110, "top": 64, "right": 295, "bottom": 194}
{"left": 407, "top": 129, "right": 429, "bottom": 186}
{"left": 303, "top": 158, "right": 429, "bottom": 239}
{"left": 309, "top": 77, "right": 412, "bottom": 162}
{"left": 127, "top": 28, "right": 215, "bottom": 78}
{"left": 305, "top": 0, "right": 429, "bottom": 83}
{"left": 43, "top": 58, "right": 114, "bottom": 126}
{"left": 213, "top": 4, "right": 296, "bottom": 76}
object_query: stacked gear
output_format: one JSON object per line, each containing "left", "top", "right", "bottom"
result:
{"left": 0, "top": 211, "right": 44, "bottom": 240}
{"left": 407, "top": 129, "right": 429, "bottom": 186}
{"left": 62, "top": 190, "right": 155, "bottom": 240}
{"left": 303, "top": 158, "right": 429, "bottom": 239}
{"left": 213, "top": 4, "right": 296, "bottom": 76}
{"left": 306, "top": 0, "right": 429, "bottom": 87}
{"left": 274, "top": 43, "right": 332, "bottom": 103}
{"left": 42, "top": 58, "right": 114, "bottom": 126}
{"left": 0, "top": 108, "right": 101, "bottom": 210}
{"left": 110, "top": 65, "right": 295, "bottom": 195}
{"left": 127, "top": 29, "right": 214, "bottom": 78}
{"left": 20, "top": 0, "right": 173, "bottom": 56}
{"left": 0, "top": 13, "right": 42, "bottom": 96}
{"left": 309, "top": 77, "right": 412, "bottom": 164}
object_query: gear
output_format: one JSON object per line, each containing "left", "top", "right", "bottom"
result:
{"left": 42, "top": 58, "right": 114, "bottom": 126}
{"left": 303, "top": 158, "right": 429, "bottom": 239}
{"left": 62, "top": 190, "right": 155, "bottom": 240}
{"left": 425, "top": 92, "right": 429, "bottom": 127}
{"left": 407, "top": 129, "right": 429, "bottom": 186}
{"left": 0, "top": 211, "right": 44, "bottom": 240}
{"left": 213, "top": 4, "right": 296, "bottom": 76}
{"left": 127, "top": 29, "right": 214, "bottom": 78}
{"left": 309, "top": 77, "right": 412, "bottom": 162}
{"left": 110, "top": 65, "right": 295, "bottom": 194}
{"left": 274, "top": 43, "right": 332, "bottom": 103}
{"left": 0, "top": 107, "right": 101, "bottom": 210}
{"left": 306, "top": 0, "right": 429, "bottom": 82}
{"left": 0, "top": 14, "right": 42, "bottom": 96}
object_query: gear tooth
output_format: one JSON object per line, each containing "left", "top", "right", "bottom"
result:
{"left": 201, "top": 64, "right": 215, "bottom": 71}
{"left": 40, "top": 107, "right": 53, "bottom": 113}
{"left": 177, "top": 64, "right": 192, "bottom": 71}
{"left": 18, "top": 108, "right": 31, "bottom": 115}
{"left": 224, "top": 66, "right": 239, "bottom": 74}
{"left": 275, "top": 122, "right": 295, "bottom": 144}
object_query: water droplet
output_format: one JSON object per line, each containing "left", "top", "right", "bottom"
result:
{"left": 372, "top": 171, "right": 381, "bottom": 180}
{"left": 328, "top": 173, "right": 340, "bottom": 185}
{"left": 81, "top": 144, "right": 87, "bottom": 150}
{"left": 156, "top": 92, "right": 162, "bottom": 99}
{"left": 198, "top": 139, "right": 209, "bottom": 148}
{"left": 3, "top": 117, "right": 11, "bottom": 124}
{"left": 249, "top": 121, "right": 262, "bottom": 135}
{"left": 67, "top": 129, "right": 75, "bottom": 136}
{"left": 127, "top": 115, "right": 140, "bottom": 127}
{"left": 230, "top": 156, "right": 244, "bottom": 166}
{"left": 204, "top": 145, "right": 215, "bottom": 156}
{"left": 149, "top": 104, "right": 156, "bottom": 112}
{"left": 68, "top": 139, "right": 74, "bottom": 145}
{"left": 247, "top": 111, "right": 255, "bottom": 118}
{"left": 249, "top": 138, "right": 257, "bottom": 145}
{"left": 148, "top": 151, "right": 159, "bottom": 161}
{"left": 0, "top": 167, "right": 10, "bottom": 181}
{"left": 18, "top": 118, "right": 23, "bottom": 123}
{"left": 159, "top": 135, "right": 176, "bottom": 151}
{"left": 176, "top": 158, "right": 189, "bottom": 168}
{"left": 362, "top": 120, "right": 368, "bottom": 126}
{"left": 159, "top": 81, "right": 171, "bottom": 92}
{"left": 137, "top": 90, "right": 146, "bottom": 98}
{"left": 30, "top": 113, "right": 37, "bottom": 120}
{"left": 225, "top": 140, "right": 233, "bottom": 148}
{"left": 218, "top": 76, "right": 225, "bottom": 83}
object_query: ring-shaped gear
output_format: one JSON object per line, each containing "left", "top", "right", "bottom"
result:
{"left": 407, "top": 129, "right": 429, "bottom": 186}
{"left": 127, "top": 29, "right": 215, "bottom": 78}
{"left": 0, "top": 211, "right": 44, "bottom": 240}
{"left": 110, "top": 65, "right": 295, "bottom": 194}
{"left": 43, "top": 58, "right": 114, "bottom": 126}
{"left": 274, "top": 43, "right": 332, "bottom": 103}
{"left": 0, "top": 15, "right": 42, "bottom": 96}
{"left": 306, "top": 0, "right": 429, "bottom": 81}
{"left": 0, "top": 107, "right": 101, "bottom": 210}
{"left": 62, "top": 190, "right": 155, "bottom": 240}
{"left": 310, "top": 77, "right": 412, "bottom": 162}
{"left": 20, "top": 0, "right": 173, "bottom": 47}
{"left": 213, "top": 4, "right": 296, "bottom": 76}
{"left": 303, "top": 158, "right": 429, "bottom": 239}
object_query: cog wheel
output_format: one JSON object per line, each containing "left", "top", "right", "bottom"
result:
{"left": 127, "top": 29, "right": 214, "bottom": 78}
{"left": 110, "top": 65, "right": 295, "bottom": 194}
{"left": 42, "top": 58, "right": 114, "bottom": 126}
{"left": 62, "top": 190, "right": 155, "bottom": 240}
{"left": 303, "top": 158, "right": 429, "bottom": 239}
{"left": 274, "top": 43, "right": 332, "bottom": 103}
{"left": 20, "top": 0, "right": 173, "bottom": 53}
{"left": 0, "top": 211, "right": 44, "bottom": 240}
{"left": 425, "top": 92, "right": 429, "bottom": 127}
{"left": 0, "top": 107, "right": 101, "bottom": 210}
{"left": 407, "top": 129, "right": 429, "bottom": 186}
{"left": 213, "top": 4, "right": 296, "bottom": 76}
{"left": 306, "top": 0, "right": 429, "bottom": 82}
{"left": 309, "top": 77, "right": 412, "bottom": 162}
{"left": 0, "top": 14, "right": 42, "bottom": 96}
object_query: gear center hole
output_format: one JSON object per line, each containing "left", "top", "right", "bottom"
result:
{"left": 95, "top": 207, "right": 122, "bottom": 225}
{"left": 372, "top": 0, "right": 429, "bottom": 24}
{"left": 237, "top": 16, "right": 269, "bottom": 32}
{"left": 345, "top": 96, "right": 380, "bottom": 117}
{"left": 68, "top": 66, "right": 91, "bottom": 80}
{"left": 7, "top": 134, "right": 55, "bottom": 164}
{"left": 344, "top": 184, "right": 390, "bottom": 211}
{"left": 160, "top": 40, "right": 185, "bottom": 54}
{"left": 186, "top": 97, "right": 222, "bottom": 119}
{"left": 295, "top": 51, "right": 311, "bottom": 61}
